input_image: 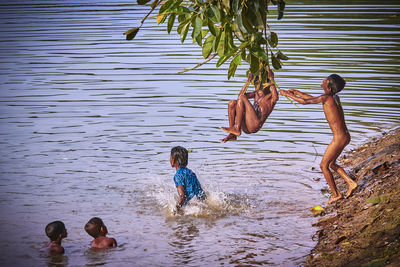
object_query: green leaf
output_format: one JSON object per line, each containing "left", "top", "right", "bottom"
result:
{"left": 233, "top": 53, "right": 241, "bottom": 65}
{"left": 250, "top": 53, "right": 260, "bottom": 74}
{"left": 177, "top": 19, "right": 189, "bottom": 34}
{"left": 180, "top": 23, "right": 189, "bottom": 43}
{"left": 232, "top": 0, "right": 239, "bottom": 13}
{"left": 167, "top": 14, "right": 176, "bottom": 34}
{"left": 217, "top": 30, "right": 226, "bottom": 57}
{"left": 124, "top": 27, "right": 140, "bottom": 40}
{"left": 236, "top": 13, "right": 247, "bottom": 34}
{"left": 268, "top": 32, "right": 278, "bottom": 47}
{"left": 175, "top": 6, "right": 190, "bottom": 15}
{"left": 241, "top": 48, "right": 246, "bottom": 60}
{"left": 257, "top": 0, "right": 267, "bottom": 26}
{"left": 192, "top": 16, "right": 202, "bottom": 39}
{"left": 241, "top": 12, "right": 256, "bottom": 34}
{"left": 366, "top": 195, "right": 388, "bottom": 204}
{"left": 246, "top": 1, "right": 264, "bottom": 30}
{"left": 213, "top": 28, "right": 222, "bottom": 52}
{"left": 216, "top": 54, "right": 230, "bottom": 67}
{"left": 201, "top": 29, "right": 209, "bottom": 38}
{"left": 224, "top": 25, "right": 234, "bottom": 50}
{"left": 159, "top": 0, "right": 174, "bottom": 14}
{"left": 228, "top": 60, "right": 238, "bottom": 80}
{"left": 278, "top": 0, "right": 286, "bottom": 20}
{"left": 195, "top": 32, "right": 202, "bottom": 46}
{"left": 208, "top": 6, "right": 220, "bottom": 23}
{"left": 250, "top": 48, "right": 269, "bottom": 63}
{"left": 177, "top": 14, "right": 185, "bottom": 23}
{"left": 207, "top": 19, "right": 216, "bottom": 36}
{"left": 271, "top": 52, "right": 282, "bottom": 70}
{"left": 138, "top": 0, "right": 152, "bottom": 5}
{"left": 222, "top": 0, "right": 230, "bottom": 10}
{"left": 232, "top": 21, "right": 243, "bottom": 41}
{"left": 202, "top": 35, "right": 215, "bottom": 58}
{"left": 276, "top": 51, "right": 289, "bottom": 60}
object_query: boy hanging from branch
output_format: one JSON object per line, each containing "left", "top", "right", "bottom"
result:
{"left": 220, "top": 68, "right": 278, "bottom": 142}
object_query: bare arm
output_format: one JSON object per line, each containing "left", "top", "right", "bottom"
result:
{"left": 281, "top": 90, "right": 327, "bottom": 105}
{"left": 176, "top": 185, "right": 186, "bottom": 210}
{"left": 268, "top": 69, "right": 279, "bottom": 103}
{"left": 238, "top": 73, "right": 254, "bottom": 96}
{"left": 288, "top": 89, "right": 314, "bottom": 99}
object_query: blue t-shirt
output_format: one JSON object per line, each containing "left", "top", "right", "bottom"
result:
{"left": 173, "top": 167, "right": 204, "bottom": 203}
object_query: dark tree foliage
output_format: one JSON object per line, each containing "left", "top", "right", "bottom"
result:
{"left": 125, "top": 0, "right": 288, "bottom": 85}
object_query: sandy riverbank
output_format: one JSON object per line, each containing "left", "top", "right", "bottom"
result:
{"left": 305, "top": 127, "right": 400, "bottom": 266}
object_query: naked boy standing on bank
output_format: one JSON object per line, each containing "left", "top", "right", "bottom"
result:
{"left": 280, "top": 74, "right": 358, "bottom": 203}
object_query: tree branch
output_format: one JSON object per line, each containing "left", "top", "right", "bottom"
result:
{"left": 178, "top": 53, "right": 217, "bottom": 74}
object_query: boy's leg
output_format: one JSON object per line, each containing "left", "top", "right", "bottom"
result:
{"left": 221, "top": 95, "right": 259, "bottom": 136}
{"left": 221, "top": 133, "right": 237, "bottom": 143}
{"left": 221, "top": 100, "right": 239, "bottom": 142}
{"left": 330, "top": 161, "right": 358, "bottom": 197}
{"left": 320, "top": 141, "right": 343, "bottom": 203}
{"left": 227, "top": 100, "right": 237, "bottom": 129}
{"left": 221, "top": 100, "right": 237, "bottom": 133}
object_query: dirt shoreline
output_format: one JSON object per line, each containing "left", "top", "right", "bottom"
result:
{"left": 305, "top": 127, "right": 400, "bottom": 267}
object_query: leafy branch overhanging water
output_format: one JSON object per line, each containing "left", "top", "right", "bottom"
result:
{"left": 125, "top": 0, "right": 288, "bottom": 86}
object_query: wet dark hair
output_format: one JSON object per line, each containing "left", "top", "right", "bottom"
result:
{"left": 171, "top": 146, "right": 188, "bottom": 168}
{"left": 45, "top": 221, "right": 66, "bottom": 241}
{"left": 85, "top": 217, "right": 104, "bottom": 238}
{"left": 327, "top": 74, "right": 346, "bottom": 94}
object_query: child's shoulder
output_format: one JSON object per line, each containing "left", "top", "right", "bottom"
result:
{"left": 47, "top": 242, "right": 64, "bottom": 254}
{"left": 92, "top": 236, "right": 117, "bottom": 248}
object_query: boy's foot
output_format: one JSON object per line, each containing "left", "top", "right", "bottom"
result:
{"left": 346, "top": 182, "right": 358, "bottom": 198}
{"left": 220, "top": 126, "right": 241, "bottom": 136}
{"left": 325, "top": 193, "right": 342, "bottom": 204}
{"left": 221, "top": 133, "right": 237, "bottom": 143}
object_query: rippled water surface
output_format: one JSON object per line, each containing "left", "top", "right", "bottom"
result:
{"left": 0, "top": 0, "right": 399, "bottom": 266}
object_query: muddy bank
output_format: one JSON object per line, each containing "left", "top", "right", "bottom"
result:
{"left": 306, "top": 127, "right": 400, "bottom": 267}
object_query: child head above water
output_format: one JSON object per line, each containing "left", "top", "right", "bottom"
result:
{"left": 45, "top": 220, "right": 67, "bottom": 254}
{"left": 170, "top": 146, "right": 188, "bottom": 168}
{"left": 45, "top": 221, "right": 67, "bottom": 241}
{"left": 326, "top": 74, "right": 346, "bottom": 94}
{"left": 84, "top": 217, "right": 107, "bottom": 238}
{"left": 84, "top": 217, "right": 117, "bottom": 248}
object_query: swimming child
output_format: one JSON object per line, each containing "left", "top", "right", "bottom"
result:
{"left": 220, "top": 68, "right": 278, "bottom": 142}
{"left": 170, "top": 146, "right": 206, "bottom": 212}
{"left": 280, "top": 74, "right": 358, "bottom": 204}
{"left": 84, "top": 217, "right": 117, "bottom": 249}
{"left": 45, "top": 221, "right": 68, "bottom": 254}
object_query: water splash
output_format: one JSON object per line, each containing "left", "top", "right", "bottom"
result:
{"left": 147, "top": 180, "right": 253, "bottom": 218}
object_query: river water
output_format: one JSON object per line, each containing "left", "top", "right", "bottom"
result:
{"left": 0, "top": 0, "right": 399, "bottom": 266}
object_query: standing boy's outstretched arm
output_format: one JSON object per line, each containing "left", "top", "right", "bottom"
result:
{"left": 288, "top": 89, "right": 314, "bottom": 99}
{"left": 280, "top": 89, "right": 327, "bottom": 105}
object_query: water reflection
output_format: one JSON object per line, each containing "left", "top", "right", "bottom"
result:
{"left": 169, "top": 222, "right": 199, "bottom": 265}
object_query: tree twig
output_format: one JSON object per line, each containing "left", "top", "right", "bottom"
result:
{"left": 178, "top": 53, "right": 217, "bottom": 74}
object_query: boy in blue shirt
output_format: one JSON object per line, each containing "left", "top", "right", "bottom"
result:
{"left": 170, "top": 146, "right": 205, "bottom": 212}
